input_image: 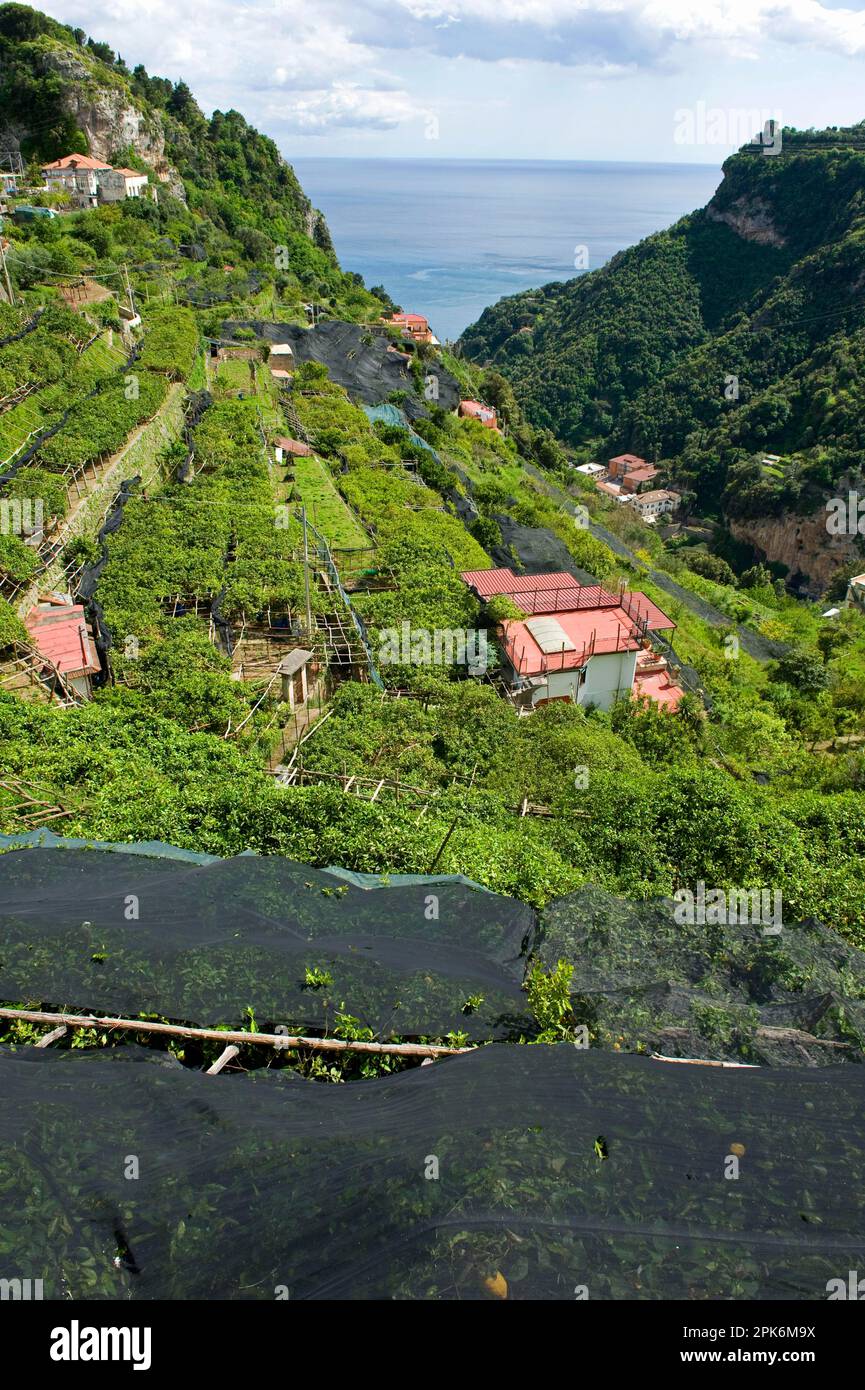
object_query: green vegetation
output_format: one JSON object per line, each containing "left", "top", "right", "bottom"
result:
{"left": 460, "top": 127, "right": 865, "bottom": 571}
{"left": 0, "top": 8, "right": 863, "bottom": 1069}
{"left": 291, "top": 452, "right": 370, "bottom": 551}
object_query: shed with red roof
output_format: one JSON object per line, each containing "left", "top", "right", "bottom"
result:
{"left": 25, "top": 597, "right": 100, "bottom": 700}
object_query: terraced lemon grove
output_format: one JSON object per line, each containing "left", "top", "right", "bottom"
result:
{"left": 0, "top": 299, "right": 862, "bottom": 949}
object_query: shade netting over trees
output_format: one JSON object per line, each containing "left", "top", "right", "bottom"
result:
{"left": 1, "top": 842, "right": 864, "bottom": 1060}
{"left": 538, "top": 887, "right": 865, "bottom": 1065}
{"left": 1, "top": 1042, "right": 864, "bottom": 1299}
{"left": 0, "top": 845, "right": 534, "bottom": 1040}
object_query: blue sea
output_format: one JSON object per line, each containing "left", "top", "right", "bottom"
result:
{"left": 291, "top": 158, "right": 722, "bottom": 343}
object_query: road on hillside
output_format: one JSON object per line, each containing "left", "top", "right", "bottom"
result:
{"left": 521, "top": 461, "right": 787, "bottom": 663}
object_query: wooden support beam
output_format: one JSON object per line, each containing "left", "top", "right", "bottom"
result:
{"left": 0, "top": 1007, "right": 472, "bottom": 1058}
{"left": 206, "top": 1043, "right": 240, "bottom": 1074}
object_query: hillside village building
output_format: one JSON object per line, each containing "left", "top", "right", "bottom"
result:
{"left": 388, "top": 311, "right": 435, "bottom": 344}
{"left": 620, "top": 466, "right": 660, "bottom": 494}
{"left": 628, "top": 489, "right": 681, "bottom": 522}
{"left": 41, "top": 154, "right": 151, "bottom": 208}
{"left": 25, "top": 596, "right": 100, "bottom": 701}
{"left": 460, "top": 568, "right": 684, "bottom": 712}
{"left": 847, "top": 573, "right": 865, "bottom": 612}
{"left": 608, "top": 453, "right": 654, "bottom": 481}
{"left": 458, "top": 399, "right": 499, "bottom": 430}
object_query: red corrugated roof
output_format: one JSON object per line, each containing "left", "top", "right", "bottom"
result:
{"left": 460, "top": 567, "right": 519, "bottom": 596}
{"left": 274, "top": 436, "right": 312, "bottom": 456}
{"left": 460, "top": 567, "right": 580, "bottom": 599}
{"left": 460, "top": 567, "right": 675, "bottom": 632}
{"left": 25, "top": 603, "right": 99, "bottom": 677}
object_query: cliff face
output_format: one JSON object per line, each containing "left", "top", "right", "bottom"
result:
{"left": 705, "top": 195, "right": 787, "bottom": 247}
{"left": 730, "top": 510, "right": 862, "bottom": 595}
{"left": 33, "top": 44, "right": 183, "bottom": 194}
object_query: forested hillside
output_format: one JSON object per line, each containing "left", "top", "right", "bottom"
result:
{"left": 460, "top": 126, "right": 865, "bottom": 539}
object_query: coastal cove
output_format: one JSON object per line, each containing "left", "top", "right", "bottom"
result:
{"left": 292, "top": 157, "right": 723, "bottom": 342}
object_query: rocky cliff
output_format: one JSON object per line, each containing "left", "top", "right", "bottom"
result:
{"left": 730, "top": 509, "right": 862, "bottom": 596}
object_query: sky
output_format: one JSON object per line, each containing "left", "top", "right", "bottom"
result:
{"left": 40, "top": 0, "right": 865, "bottom": 163}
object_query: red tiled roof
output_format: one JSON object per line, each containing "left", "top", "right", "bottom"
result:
{"left": 609, "top": 453, "right": 647, "bottom": 469}
{"left": 116, "top": 168, "right": 145, "bottom": 178}
{"left": 42, "top": 154, "right": 111, "bottom": 172}
{"left": 25, "top": 603, "right": 99, "bottom": 677}
{"left": 621, "top": 467, "right": 658, "bottom": 491}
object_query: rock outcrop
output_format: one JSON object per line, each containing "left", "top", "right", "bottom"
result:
{"left": 729, "top": 509, "right": 862, "bottom": 595}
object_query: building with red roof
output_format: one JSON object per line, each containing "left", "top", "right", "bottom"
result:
{"left": 458, "top": 399, "right": 499, "bottom": 431}
{"left": 608, "top": 453, "right": 650, "bottom": 480}
{"left": 388, "top": 312, "right": 434, "bottom": 344}
{"left": 620, "top": 465, "right": 659, "bottom": 494}
{"left": 459, "top": 567, "right": 684, "bottom": 712}
{"left": 273, "top": 436, "right": 312, "bottom": 459}
{"left": 25, "top": 597, "right": 100, "bottom": 700}
{"left": 41, "top": 153, "right": 150, "bottom": 207}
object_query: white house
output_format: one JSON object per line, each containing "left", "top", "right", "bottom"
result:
{"left": 41, "top": 154, "right": 111, "bottom": 208}
{"left": 459, "top": 568, "right": 685, "bottom": 712}
{"left": 115, "top": 168, "right": 149, "bottom": 197}
{"left": 41, "top": 155, "right": 149, "bottom": 207}
{"left": 628, "top": 488, "right": 681, "bottom": 522}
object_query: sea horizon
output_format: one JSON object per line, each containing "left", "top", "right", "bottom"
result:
{"left": 292, "top": 156, "right": 723, "bottom": 342}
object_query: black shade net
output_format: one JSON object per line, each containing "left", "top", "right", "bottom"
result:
{"left": 2, "top": 847, "right": 865, "bottom": 1059}
{"left": 1, "top": 1042, "right": 864, "bottom": 1300}
{"left": 539, "top": 887, "right": 865, "bottom": 1066}
{"left": 0, "top": 848, "right": 535, "bottom": 1040}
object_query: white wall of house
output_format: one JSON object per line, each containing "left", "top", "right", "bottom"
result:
{"left": 46, "top": 169, "right": 98, "bottom": 206}
{"left": 579, "top": 649, "right": 637, "bottom": 709}
{"left": 530, "top": 667, "right": 581, "bottom": 706}
{"left": 525, "top": 648, "right": 638, "bottom": 711}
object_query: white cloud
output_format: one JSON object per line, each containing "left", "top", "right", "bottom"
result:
{"left": 39, "top": 0, "right": 865, "bottom": 150}
{"left": 266, "top": 85, "right": 423, "bottom": 133}
{"left": 396, "top": 0, "right": 865, "bottom": 57}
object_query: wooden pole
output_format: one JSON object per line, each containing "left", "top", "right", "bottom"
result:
{"left": 428, "top": 816, "right": 459, "bottom": 873}
{"left": 0, "top": 1007, "right": 472, "bottom": 1058}
{"left": 206, "top": 1043, "right": 240, "bottom": 1074}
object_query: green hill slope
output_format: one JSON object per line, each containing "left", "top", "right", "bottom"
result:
{"left": 0, "top": 2, "right": 384, "bottom": 321}
{"left": 460, "top": 126, "right": 865, "bottom": 528}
